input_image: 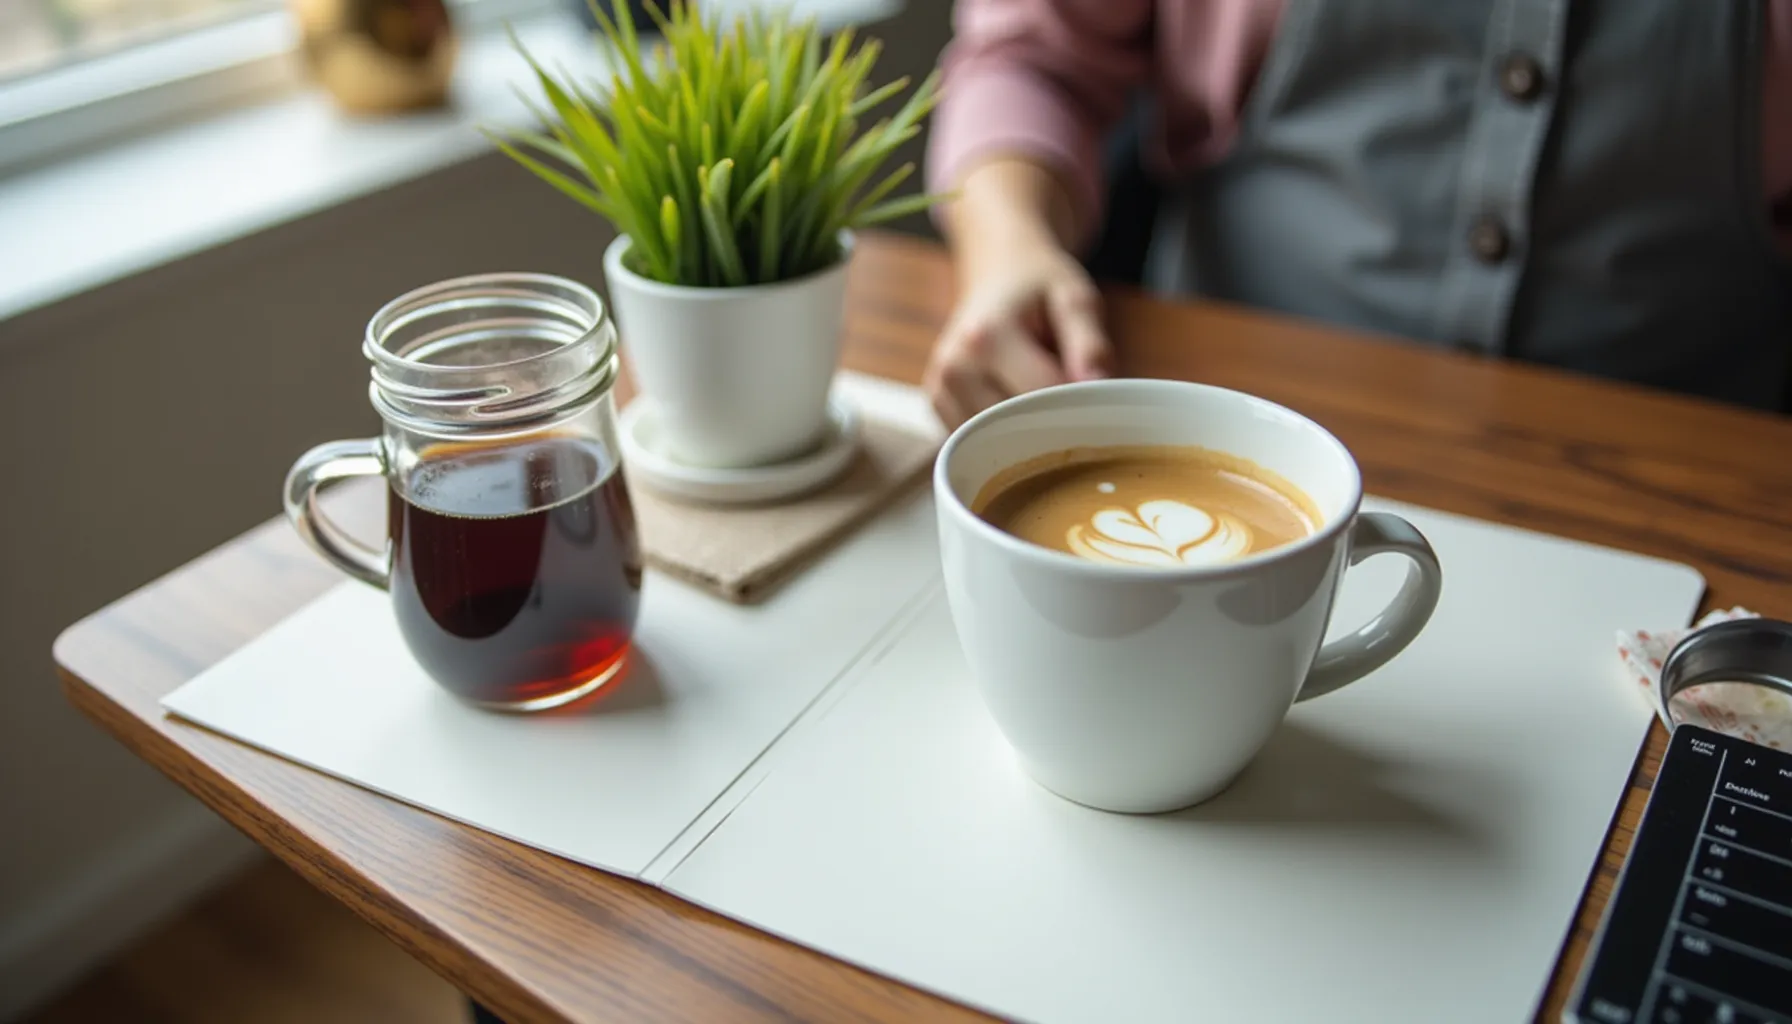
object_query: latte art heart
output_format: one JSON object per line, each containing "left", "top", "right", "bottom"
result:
{"left": 970, "top": 445, "right": 1318, "bottom": 567}
{"left": 1066, "top": 499, "right": 1255, "bottom": 567}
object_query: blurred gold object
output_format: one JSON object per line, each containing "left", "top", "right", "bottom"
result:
{"left": 290, "top": 0, "right": 457, "bottom": 114}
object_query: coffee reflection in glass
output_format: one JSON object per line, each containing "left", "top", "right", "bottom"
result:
{"left": 284, "top": 273, "right": 643, "bottom": 712}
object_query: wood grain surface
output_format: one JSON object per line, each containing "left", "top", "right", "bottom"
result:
{"left": 55, "top": 231, "right": 1792, "bottom": 1023}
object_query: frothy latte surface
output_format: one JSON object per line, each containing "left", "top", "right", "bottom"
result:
{"left": 971, "top": 445, "right": 1320, "bottom": 568}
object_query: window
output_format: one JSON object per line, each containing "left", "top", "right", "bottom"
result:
{"left": 0, "top": 0, "right": 556, "bottom": 176}
{"left": 0, "top": 0, "right": 278, "bottom": 83}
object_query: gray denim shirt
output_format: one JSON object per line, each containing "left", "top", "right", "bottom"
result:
{"left": 1147, "top": 0, "right": 1792, "bottom": 410}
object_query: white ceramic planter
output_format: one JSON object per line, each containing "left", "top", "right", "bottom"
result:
{"left": 603, "top": 232, "right": 853, "bottom": 468}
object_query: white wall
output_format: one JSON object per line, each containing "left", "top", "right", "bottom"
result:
{"left": 0, "top": 10, "right": 949, "bottom": 1018}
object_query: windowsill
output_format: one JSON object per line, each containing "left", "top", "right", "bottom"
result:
{"left": 0, "top": 0, "right": 901, "bottom": 327}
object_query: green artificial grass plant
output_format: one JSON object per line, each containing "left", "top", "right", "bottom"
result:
{"left": 488, "top": 0, "right": 945, "bottom": 288}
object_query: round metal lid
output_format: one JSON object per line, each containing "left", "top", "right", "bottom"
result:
{"left": 1657, "top": 618, "right": 1792, "bottom": 730}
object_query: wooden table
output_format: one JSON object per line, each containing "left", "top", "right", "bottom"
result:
{"left": 56, "top": 231, "right": 1792, "bottom": 1023}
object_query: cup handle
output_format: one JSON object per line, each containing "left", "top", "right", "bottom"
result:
{"left": 283, "top": 438, "right": 390, "bottom": 590}
{"left": 1296, "top": 512, "right": 1442, "bottom": 702}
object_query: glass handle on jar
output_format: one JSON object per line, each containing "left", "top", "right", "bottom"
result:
{"left": 283, "top": 439, "right": 390, "bottom": 589}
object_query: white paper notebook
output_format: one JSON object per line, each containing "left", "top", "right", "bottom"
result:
{"left": 662, "top": 497, "right": 1706, "bottom": 1023}
{"left": 163, "top": 376, "right": 1707, "bottom": 1023}
{"left": 163, "top": 372, "right": 943, "bottom": 878}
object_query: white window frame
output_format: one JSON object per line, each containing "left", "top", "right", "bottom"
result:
{"left": 0, "top": 0, "right": 557, "bottom": 177}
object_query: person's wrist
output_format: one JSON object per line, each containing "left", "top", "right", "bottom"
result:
{"left": 945, "top": 157, "right": 1079, "bottom": 285}
{"left": 956, "top": 219, "right": 1062, "bottom": 290}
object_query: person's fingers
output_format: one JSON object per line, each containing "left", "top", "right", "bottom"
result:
{"left": 925, "top": 321, "right": 1002, "bottom": 429}
{"left": 931, "top": 317, "right": 1027, "bottom": 423}
{"left": 940, "top": 357, "right": 1007, "bottom": 427}
{"left": 930, "top": 386, "right": 967, "bottom": 431}
{"left": 986, "top": 318, "right": 1067, "bottom": 397}
{"left": 924, "top": 321, "right": 968, "bottom": 427}
{"left": 924, "top": 356, "right": 967, "bottom": 430}
{"left": 1046, "top": 278, "right": 1115, "bottom": 382}
{"left": 928, "top": 279, "right": 1081, "bottom": 428}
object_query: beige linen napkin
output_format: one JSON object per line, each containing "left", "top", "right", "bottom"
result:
{"left": 626, "top": 415, "right": 939, "bottom": 604}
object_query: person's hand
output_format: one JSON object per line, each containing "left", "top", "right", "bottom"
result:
{"left": 925, "top": 238, "right": 1114, "bottom": 429}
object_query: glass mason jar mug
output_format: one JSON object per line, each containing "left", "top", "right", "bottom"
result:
{"left": 284, "top": 273, "right": 643, "bottom": 712}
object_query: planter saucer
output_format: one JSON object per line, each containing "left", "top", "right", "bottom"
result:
{"left": 619, "top": 395, "right": 861, "bottom": 506}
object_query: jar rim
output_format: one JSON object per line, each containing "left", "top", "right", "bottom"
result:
{"left": 364, "top": 271, "right": 614, "bottom": 373}
{"left": 362, "top": 271, "right": 619, "bottom": 436}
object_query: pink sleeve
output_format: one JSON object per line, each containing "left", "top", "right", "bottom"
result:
{"left": 924, "top": 0, "right": 1156, "bottom": 246}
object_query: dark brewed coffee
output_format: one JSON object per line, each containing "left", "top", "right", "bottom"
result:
{"left": 389, "top": 436, "right": 642, "bottom": 708}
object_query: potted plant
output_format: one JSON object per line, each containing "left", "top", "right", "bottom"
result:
{"left": 488, "top": 1, "right": 942, "bottom": 468}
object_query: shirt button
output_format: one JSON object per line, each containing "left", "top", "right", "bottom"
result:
{"left": 1468, "top": 215, "right": 1512, "bottom": 263}
{"left": 1499, "top": 51, "right": 1546, "bottom": 103}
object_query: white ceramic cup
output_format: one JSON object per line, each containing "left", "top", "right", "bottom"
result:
{"left": 934, "top": 379, "right": 1443, "bottom": 813}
